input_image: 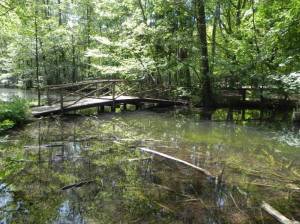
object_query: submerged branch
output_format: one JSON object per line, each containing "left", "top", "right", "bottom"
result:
{"left": 61, "top": 180, "right": 95, "bottom": 191}
{"left": 138, "top": 147, "right": 214, "bottom": 178}
{"left": 261, "top": 201, "right": 300, "bottom": 224}
{"left": 137, "top": 147, "right": 299, "bottom": 224}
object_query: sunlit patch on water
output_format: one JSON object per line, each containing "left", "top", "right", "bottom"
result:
{"left": 0, "top": 184, "right": 13, "bottom": 224}
{"left": 54, "top": 200, "right": 86, "bottom": 224}
{"left": 275, "top": 129, "right": 300, "bottom": 147}
{"left": 0, "top": 184, "right": 12, "bottom": 209}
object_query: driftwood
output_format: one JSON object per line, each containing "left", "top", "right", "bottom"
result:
{"left": 261, "top": 202, "right": 300, "bottom": 224}
{"left": 61, "top": 180, "right": 94, "bottom": 191}
{"left": 138, "top": 147, "right": 213, "bottom": 177}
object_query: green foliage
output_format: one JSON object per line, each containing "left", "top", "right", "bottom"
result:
{"left": 270, "top": 72, "right": 300, "bottom": 94}
{"left": 0, "top": 119, "right": 15, "bottom": 131}
{"left": 0, "top": 0, "right": 299, "bottom": 98}
{"left": 0, "top": 97, "right": 29, "bottom": 132}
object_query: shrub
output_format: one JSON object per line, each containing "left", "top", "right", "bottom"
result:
{"left": 0, "top": 119, "right": 15, "bottom": 132}
{"left": 0, "top": 97, "right": 29, "bottom": 132}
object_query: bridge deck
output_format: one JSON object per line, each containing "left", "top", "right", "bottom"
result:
{"left": 32, "top": 95, "right": 186, "bottom": 117}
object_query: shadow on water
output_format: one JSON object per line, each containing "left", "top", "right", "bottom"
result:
{"left": 0, "top": 109, "right": 299, "bottom": 223}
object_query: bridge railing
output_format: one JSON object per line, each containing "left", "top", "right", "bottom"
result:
{"left": 42, "top": 79, "right": 178, "bottom": 112}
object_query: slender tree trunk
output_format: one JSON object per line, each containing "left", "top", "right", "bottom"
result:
{"left": 39, "top": 40, "right": 49, "bottom": 84}
{"left": 72, "top": 34, "right": 76, "bottom": 83}
{"left": 211, "top": 1, "right": 220, "bottom": 75}
{"left": 137, "top": 0, "right": 147, "bottom": 24}
{"left": 178, "top": 48, "right": 191, "bottom": 88}
{"left": 86, "top": 2, "right": 91, "bottom": 77}
{"left": 58, "top": 0, "right": 66, "bottom": 83}
{"left": 251, "top": 0, "right": 260, "bottom": 54}
{"left": 195, "top": 0, "right": 212, "bottom": 109}
{"left": 226, "top": 8, "right": 232, "bottom": 33}
{"left": 58, "top": 0, "right": 62, "bottom": 25}
{"left": 34, "top": 5, "right": 41, "bottom": 106}
{"left": 236, "top": 0, "right": 242, "bottom": 26}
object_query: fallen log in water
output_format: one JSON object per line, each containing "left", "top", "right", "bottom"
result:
{"left": 137, "top": 147, "right": 300, "bottom": 224}
{"left": 138, "top": 147, "right": 214, "bottom": 178}
{"left": 261, "top": 202, "right": 300, "bottom": 224}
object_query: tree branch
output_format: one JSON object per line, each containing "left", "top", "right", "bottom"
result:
{"left": 0, "top": 6, "right": 15, "bottom": 16}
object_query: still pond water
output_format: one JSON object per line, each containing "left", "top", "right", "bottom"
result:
{"left": 0, "top": 88, "right": 299, "bottom": 223}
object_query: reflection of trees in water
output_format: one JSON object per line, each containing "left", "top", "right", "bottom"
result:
{"left": 0, "top": 115, "right": 299, "bottom": 223}
{"left": 1, "top": 142, "right": 249, "bottom": 222}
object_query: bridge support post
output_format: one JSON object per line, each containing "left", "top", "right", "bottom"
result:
{"left": 97, "top": 105, "right": 105, "bottom": 114}
{"left": 241, "top": 89, "right": 246, "bottom": 102}
{"left": 138, "top": 81, "right": 142, "bottom": 98}
{"left": 241, "top": 109, "right": 245, "bottom": 120}
{"left": 60, "top": 90, "right": 64, "bottom": 114}
{"left": 135, "top": 103, "right": 142, "bottom": 110}
{"left": 46, "top": 88, "right": 51, "bottom": 106}
{"left": 112, "top": 81, "right": 116, "bottom": 112}
{"left": 95, "top": 83, "right": 101, "bottom": 97}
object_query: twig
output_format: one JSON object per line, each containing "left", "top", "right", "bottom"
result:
{"left": 0, "top": 6, "right": 15, "bottom": 16}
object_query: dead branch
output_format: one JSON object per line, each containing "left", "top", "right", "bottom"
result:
{"left": 61, "top": 180, "right": 94, "bottom": 191}
{"left": 261, "top": 201, "right": 300, "bottom": 224}
{"left": 138, "top": 147, "right": 214, "bottom": 178}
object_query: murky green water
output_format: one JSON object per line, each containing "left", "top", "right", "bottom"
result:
{"left": 0, "top": 110, "right": 299, "bottom": 224}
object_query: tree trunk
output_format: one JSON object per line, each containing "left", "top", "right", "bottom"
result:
{"left": 58, "top": 0, "right": 62, "bottom": 25}
{"left": 195, "top": 0, "right": 212, "bottom": 109}
{"left": 137, "top": 0, "right": 147, "bottom": 24}
{"left": 72, "top": 34, "right": 76, "bottom": 83}
{"left": 86, "top": 2, "right": 91, "bottom": 77}
{"left": 178, "top": 48, "right": 191, "bottom": 88}
{"left": 34, "top": 4, "right": 41, "bottom": 106}
{"left": 211, "top": 1, "right": 220, "bottom": 75}
{"left": 236, "top": 0, "right": 242, "bottom": 26}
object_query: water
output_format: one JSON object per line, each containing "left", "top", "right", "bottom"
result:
{"left": 0, "top": 88, "right": 299, "bottom": 223}
{"left": 0, "top": 88, "right": 41, "bottom": 102}
{"left": 0, "top": 88, "right": 57, "bottom": 103}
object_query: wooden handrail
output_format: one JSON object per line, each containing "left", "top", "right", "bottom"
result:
{"left": 43, "top": 79, "right": 124, "bottom": 90}
{"left": 62, "top": 83, "right": 116, "bottom": 109}
{"left": 114, "top": 86, "right": 135, "bottom": 99}
{"left": 49, "top": 83, "right": 96, "bottom": 105}
{"left": 63, "top": 88, "right": 100, "bottom": 109}
{"left": 44, "top": 78, "right": 179, "bottom": 110}
{"left": 65, "top": 82, "right": 112, "bottom": 98}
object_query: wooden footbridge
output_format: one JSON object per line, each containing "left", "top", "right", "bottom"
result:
{"left": 32, "top": 79, "right": 187, "bottom": 117}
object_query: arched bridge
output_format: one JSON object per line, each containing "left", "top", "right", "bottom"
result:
{"left": 32, "top": 79, "right": 187, "bottom": 117}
